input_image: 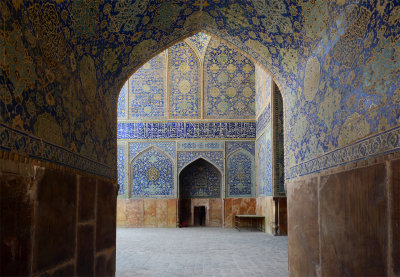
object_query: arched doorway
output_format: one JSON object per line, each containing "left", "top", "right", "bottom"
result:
{"left": 178, "top": 158, "right": 222, "bottom": 227}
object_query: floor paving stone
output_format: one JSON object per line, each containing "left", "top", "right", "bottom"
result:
{"left": 117, "top": 227, "right": 288, "bottom": 277}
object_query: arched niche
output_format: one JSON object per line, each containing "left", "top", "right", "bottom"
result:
{"left": 226, "top": 149, "right": 255, "bottom": 198}
{"left": 179, "top": 158, "right": 222, "bottom": 199}
{"left": 130, "top": 146, "right": 174, "bottom": 198}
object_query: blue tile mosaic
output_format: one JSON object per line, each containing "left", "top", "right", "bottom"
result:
{"left": 177, "top": 151, "right": 224, "bottom": 173}
{"left": 255, "top": 65, "right": 271, "bottom": 118}
{"left": 204, "top": 38, "right": 256, "bottom": 119}
{"left": 117, "top": 144, "right": 125, "bottom": 195}
{"left": 117, "top": 82, "right": 128, "bottom": 119}
{"left": 131, "top": 147, "right": 174, "bottom": 197}
{"left": 169, "top": 42, "right": 200, "bottom": 118}
{"left": 185, "top": 32, "right": 211, "bottom": 61}
{"left": 117, "top": 122, "right": 256, "bottom": 139}
{"left": 129, "top": 141, "right": 176, "bottom": 163}
{"left": 2, "top": 0, "right": 400, "bottom": 183}
{"left": 225, "top": 141, "right": 255, "bottom": 157}
{"left": 227, "top": 150, "right": 254, "bottom": 197}
{"left": 177, "top": 141, "right": 224, "bottom": 151}
{"left": 257, "top": 127, "right": 273, "bottom": 196}
{"left": 128, "top": 52, "right": 166, "bottom": 119}
{"left": 256, "top": 104, "right": 271, "bottom": 135}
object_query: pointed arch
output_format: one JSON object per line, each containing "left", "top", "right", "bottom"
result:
{"left": 178, "top": 154, "right": 224, "bottom": 175}
{"left": 130, "top": 145, "right": 174, "bottom": 166}
{"left": 179, "top": 157, "right": 222, "bottom": 199}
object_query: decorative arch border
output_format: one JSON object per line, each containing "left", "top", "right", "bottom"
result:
{"left": 177, "top": 151, "right": 224, "bottom": 174}
{"left": 130, "top": 145, "right": 174, "bottom": 166}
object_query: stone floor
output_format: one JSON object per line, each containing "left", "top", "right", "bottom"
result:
{"left": 116, "top": 227, "right": 288, "bottom": 277}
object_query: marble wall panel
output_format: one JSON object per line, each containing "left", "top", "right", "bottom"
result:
{"left": 224, "top": 198, "right": 233, "bottom": 228}
{"left": 143, "top": 199, "right": 157, "bottom": 227}
{"left": 116, "top": 198, "right": 127, "bottom": 227}
{"left": 126, "top": 199, "right": 144, "bottom": 227}
{"left": 209, "top": 199, "right": 222, "bottom": 227}
{"left": 168, "top": 199, "right": 177, "bottom": 228}
{"left": 320, "top": 164, "right": 387, "bottom": 276}
{"left": 1, "top": 160, "right": 116, "bottom": 277}
{"left": 156, "top": 199, "right": 168, "bottom": 227}
{"left": 287, "top": 178, "right": 319, "bottom": 277}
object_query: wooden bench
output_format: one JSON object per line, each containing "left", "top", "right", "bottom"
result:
{"left": 234, "top": 215, "right": 265, "bottom": 232}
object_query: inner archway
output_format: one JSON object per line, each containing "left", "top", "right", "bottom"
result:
{"left": 178, "top": 158, "right": 222, "bottom": 227}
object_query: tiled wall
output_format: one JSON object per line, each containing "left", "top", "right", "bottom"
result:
{"left": 117, "top": 33, "right": 260, "bottom": 200}
{"left": 117, "top": 140, "right": 256, "bottom": 199}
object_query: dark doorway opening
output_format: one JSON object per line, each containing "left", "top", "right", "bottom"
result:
{"left": 194, "top": 206, "right": 206, "bottom": 226}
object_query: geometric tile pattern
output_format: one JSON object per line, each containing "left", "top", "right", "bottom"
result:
{"left": 227, "top": 150, "right": 254, "bottom": 197}
{"left": 204, "top": 38, "right": 255, "bottom": 119}
{"left": 0, "top": 123, "right": 114, "bottom": 179}
{"left": 179, "top": 158, "right": 221, "bottom": 198}
{"left": 169, "top": 42, "right": 200, "bottom": 118}
{"left": 131, "top": 147, "right": 174, "bottom": 197}
{"left": 128, "top": 52, "right": 166, "bottom": 119}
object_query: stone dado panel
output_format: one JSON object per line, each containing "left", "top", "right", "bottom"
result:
{"left": 287, "top": 158, "right": 400, "bottom": 277}
{"left": 0, "top": 160, "right": 117, "bottom": 277}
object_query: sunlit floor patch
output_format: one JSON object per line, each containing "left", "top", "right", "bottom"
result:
{"left": 116, "top": 227, "right": 288, "bottom": 277}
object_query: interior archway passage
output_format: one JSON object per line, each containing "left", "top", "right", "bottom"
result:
{"left": 179, "top": 158, "right": 222, "bottom": 227}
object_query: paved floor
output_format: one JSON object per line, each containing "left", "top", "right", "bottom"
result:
{"left": 116, "top": 227, "right": 288, "bottom": 277}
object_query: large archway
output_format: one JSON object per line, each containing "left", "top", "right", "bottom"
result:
{"left": 178, "top": 158, "right": 222, "bottom": 227}
{"left": 2, "top": 2, "right": 399, "bottom": 276}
